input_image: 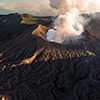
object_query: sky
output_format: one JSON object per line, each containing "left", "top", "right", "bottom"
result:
{"left": 0, "top": 0, "right": 58, "bottom": 16}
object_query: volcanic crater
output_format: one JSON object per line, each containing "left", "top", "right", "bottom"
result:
{"left": 0, "top": 13, "right": 100, "bottom": 100}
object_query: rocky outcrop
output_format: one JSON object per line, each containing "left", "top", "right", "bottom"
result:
{"left": 32, "top": 24, "right": 49, "bottom": 38}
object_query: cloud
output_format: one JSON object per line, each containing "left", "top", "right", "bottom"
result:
{"left": 46, "top": 0, "right": 100, "bottom": 43}
{"left": 0, "top": 1, "right": 58, "bottom": 16}
{"left": 0, "top": 7, "right": 9, "bottom": 14}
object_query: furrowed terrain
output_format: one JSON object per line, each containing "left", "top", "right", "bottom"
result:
{"left": 0, "top": 13, "right": 100, "bottom": 100}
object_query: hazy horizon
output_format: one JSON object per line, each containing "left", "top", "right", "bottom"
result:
{"left": 0, "top": 0, "right": 58, "bottom": 16}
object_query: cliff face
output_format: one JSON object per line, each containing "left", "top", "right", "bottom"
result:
{"left": 0, "top": 14, "right": 100, "bottom": 100}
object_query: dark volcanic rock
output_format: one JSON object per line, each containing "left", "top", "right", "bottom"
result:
{"left": 0, "top": 14, "right": 100, "bottom": 100}
{"left": 0, "top": 13, "right": 51, "bottom": 42}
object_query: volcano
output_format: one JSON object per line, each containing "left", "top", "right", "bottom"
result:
{"left": 0, "top": 13, "right": 100, "bottom": 100}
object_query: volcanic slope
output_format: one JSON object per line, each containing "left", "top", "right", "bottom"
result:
{"left": 0, "top": 14, "right": 100, "bottom": 100}
{"left": 0, "top": 13, "right": 51, "bottom": 42}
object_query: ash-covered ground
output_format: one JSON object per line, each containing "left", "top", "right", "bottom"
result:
{"left": 0, "top": 13, "right": 100, "bottom": 100}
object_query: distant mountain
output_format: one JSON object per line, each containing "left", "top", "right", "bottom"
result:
{"left": 0, "top": 13, "right": 100, "bottom": 100}
{"left": 0, "top": 13, "right": 52, "bottom": 42}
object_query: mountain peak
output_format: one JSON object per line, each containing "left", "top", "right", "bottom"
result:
{"left": 32, "top": 24, "right": 49, "bottom": 37}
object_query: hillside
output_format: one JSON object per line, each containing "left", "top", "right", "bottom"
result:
{"left": 0, "top": 14, "right": 100, "bottom": 100}
{"left": 0, "top": 13, "right": 52, "bottom": 42}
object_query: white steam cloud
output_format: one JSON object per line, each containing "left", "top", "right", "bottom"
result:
{"left": 46, "top": 0, "right": 100, "bottom": 43}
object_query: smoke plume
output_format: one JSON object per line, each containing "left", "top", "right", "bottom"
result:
{"left": 46, "top": 0, "right": 100, "bottom": 43}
